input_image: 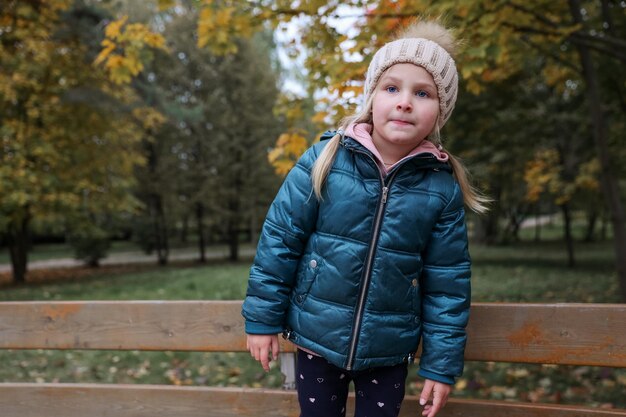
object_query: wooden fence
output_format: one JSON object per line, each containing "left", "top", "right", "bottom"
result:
{"left": 0, "top": 301, "right": 625, "bottom": 416}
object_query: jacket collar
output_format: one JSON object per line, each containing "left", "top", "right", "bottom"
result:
{"left": 319, "top": 130, "right": 452, "bottom": 173}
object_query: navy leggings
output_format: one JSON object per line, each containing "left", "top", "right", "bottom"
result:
{"left": 296, "top": 349, "right": 408, "bottom": 417}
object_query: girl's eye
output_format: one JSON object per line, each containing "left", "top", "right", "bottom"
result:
{"left": 416, "top": 90, "right": 429, "bottom": 98}
{"left": 386, "top": 86, "right": 398, "bottom": 93}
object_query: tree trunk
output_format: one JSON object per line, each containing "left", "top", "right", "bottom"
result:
{"left": 180, "top": 213, "right": 189, "bottom": 243}
{"left": 534, "top": 204, "right": 542, "bottom": 242}
{"left": 473, "top": 184, "right": 501, "bottom": 245}
{"left": 502, "top": 206, "right": 527, "bottom": 244}
{"left": 600, "top": 213, "right": 608, "bottom": 241}
{"left": 228, "top": 197, "right": 239, "bottom": 262}
{"left": 584, "top": 207, "right": 598, "bottom": 242}
{"left": 250, "top": 204, "right": 258, "bottom": 246}
{"left": 561, "top": 204, "right": 575, "bottom": 268}
{"left": 151, "top": 193, "right": 169, "bottom": 266}
{"left": 473, "top": 212, "right": 499, "bottom": 245}
{"left": 508, "top": 213, "right": 523, "bottom": 242}
{"left": 196, "top": 202, "right": 206, "bottom": 263}
{"left": 7, "top": 215, "right": 30, "bottom": 284}
{"left": 569, "top": 0, "right": 626, "bottom": 301}
{"left": 228, "top": 146, "right": 243, "bottom": 262}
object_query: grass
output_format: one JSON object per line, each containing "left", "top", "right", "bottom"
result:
{"left": 0, "top": 239, "right": 624, "bottom": 408}
{"left": 0, "top": 262, "right": 251, "bottom": 301}
{"left": 470, "top": 240, "right": 620, "bottom": 303}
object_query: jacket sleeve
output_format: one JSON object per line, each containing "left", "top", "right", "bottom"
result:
{"left": 242, "top": 146, "right": 320, "bottom": 335}
{"left": 418, "top": 180, "right": 471, "bottom": 385}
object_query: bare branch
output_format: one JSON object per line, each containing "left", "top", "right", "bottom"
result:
{"left": 518, "top": 36, "right": 581, "bottom": 73}
{"left": 507, "top": 1, "right": 562, "bottom": 28}
{"left": 502, "top": 23, "right": 568, "bottom": 38}
{"left": 500, "top": 2, "right": 626, "bottom": 56}
{"left": 504, "top": 23, "right": 626, "bottom": 63}
{"left": 570, "top": 35, "right": 626, "bottom": 63}
{"left": 572, "top": 32, "right": 626, "bottom": 50}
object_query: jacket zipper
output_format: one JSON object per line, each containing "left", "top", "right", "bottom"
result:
{"left": 345, "top": 150, "right": 400, "bottom": 370}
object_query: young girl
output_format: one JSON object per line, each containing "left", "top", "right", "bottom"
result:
{"left": 243, "top": 20, "right": 487, "bottom": 417}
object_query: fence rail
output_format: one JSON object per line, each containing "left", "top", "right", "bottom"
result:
{"left": 0, "top": 301, "right": 625, "bottom": 417}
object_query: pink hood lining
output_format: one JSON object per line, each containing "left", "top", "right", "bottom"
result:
{"left": 344, "top": 123, "right": 449, "bottom": 175}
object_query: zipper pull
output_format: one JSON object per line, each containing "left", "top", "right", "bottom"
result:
{"left": 382, "top": 186, "right": 389, "bottom": 204}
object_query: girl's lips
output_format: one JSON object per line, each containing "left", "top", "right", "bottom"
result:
{"left": 391, "top": 119, "right": 413, "bottom": 125}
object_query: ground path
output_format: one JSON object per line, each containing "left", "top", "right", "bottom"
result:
{"left": 0, "top": 247, "right": 256, "bottom": 273}
{"left": 0, "top": 214, "right": 558, "bottom": 274}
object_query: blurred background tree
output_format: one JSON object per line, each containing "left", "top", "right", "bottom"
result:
{"left": 184, "top": 0, "right": 625, "bottom": 299}
{"left": 1, "top": 0, "right": 624, "bottom": 301}
{"left": 0, "top": 1, "right": 147, "bottom": 282}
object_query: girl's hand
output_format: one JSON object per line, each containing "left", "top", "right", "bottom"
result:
{"left": 246, "top": 334, "right": 280, "bottom": 372}
{"left": 419, "top": 379, "right": 452, "bottom": 417}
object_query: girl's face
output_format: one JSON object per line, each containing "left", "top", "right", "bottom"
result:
{"left": 371, "top": 63, "right": 439, "bottom": 156}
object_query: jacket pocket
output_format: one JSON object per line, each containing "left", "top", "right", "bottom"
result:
{"left": 407, "top": 271, "right": 422, "bottom": 314}
{"left": 293, "top": 252, "right": 323, "bottom": 306}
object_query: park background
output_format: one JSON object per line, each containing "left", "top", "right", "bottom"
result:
{"left": 0, "top": 0, "right": 625, "bottom": 410}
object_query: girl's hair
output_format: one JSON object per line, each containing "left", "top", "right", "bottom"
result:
{"left": 310, "top": 93, "right": 375, "bottom": 204}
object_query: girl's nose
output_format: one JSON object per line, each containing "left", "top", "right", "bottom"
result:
{"left": 396, "top": 95, "right": 413, "bottom": 112}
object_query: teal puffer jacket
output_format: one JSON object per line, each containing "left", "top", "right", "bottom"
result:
{"left": 242, "top": 132, "right": 471, "bottom": 384}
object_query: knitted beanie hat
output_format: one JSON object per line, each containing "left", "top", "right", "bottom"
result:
{"left": 364, "top": 21, "right": 459, "bottom": 127}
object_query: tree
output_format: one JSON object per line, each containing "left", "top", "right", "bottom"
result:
{"left": 210, "top": 36, "right": 282, "bottom": 260}
{"left": 0, "top": 1, "right": 147, "bottom": 283}
{"left": 98, "top": 1, "right": 626, "bottom": 298}
{"left": 567, "top": 0, "right": 626, "bottom": 296}
{"left": 122, "top": 4, "right": 282, "bottom": 263}
{"left": 425, "top": 0, "right": 625, "bottom": 298}
{"left": 266, "top": 1, "right": 626, "bottom": 299}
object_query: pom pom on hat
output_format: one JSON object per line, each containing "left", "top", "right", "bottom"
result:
{"left": 364, "top": 20, "right": 459, "bottom": 127}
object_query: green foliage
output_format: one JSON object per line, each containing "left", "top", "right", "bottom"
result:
{"left": 131, "top": 7, "right": 283, "bottom": 261}
{"left": 130, "top": 216, "right": 159, "bottom": 255}
{"left": 67, "top": 226, "right": 111, "bottom": 267}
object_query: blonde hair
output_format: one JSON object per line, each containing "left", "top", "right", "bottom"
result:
{"left": 310, "top": 113, "right": 490, "bottom": 214}
{"left": 311, "top": 19, "right": 490, "bottom": 214}
{"left": 310, "top": 93, "right": 375, "bottom": 202}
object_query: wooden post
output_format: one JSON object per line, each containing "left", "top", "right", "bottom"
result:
{"left": 279, "top": 352, "right": 296, "bottom": 390}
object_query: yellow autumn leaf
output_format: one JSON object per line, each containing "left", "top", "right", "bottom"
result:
{"left": 312, "top": 111, "right": 328, "bottom": 124}
{"left": 273, "top": 159, "right": 296, "bottom": 176}
{"left": 105, "top": 55, "right": 124, "bottom": 70}
{"left": 145, "top": 33, "right": 167, "bottom": 49}
{"left": 465, "top": 79, "right": 483, "bottom": 95}
{"left": 215, "top": 7, "right": 234, "bottom": 26}
{"left": 105, "top": 16, "right": 128, "bottom": 39}
{"left": 276, "top": 133, "right": 290, "bottom": 147}
{"left": 268, "top": 131, "right": 310, "bottom": 176}
{"left": 284, "top": 133, "right": 308, "bottom": 156}
{"left": 285, "top": 106, "right": 304, "bottom": 121}
{"left": 267, "top": 147, "right": 284, "bottom": 164}
{"left": 132, "top": 108, "right": 166, "bottom": 130}
{"left": 94, "top": 40, "right": 116, "bottom": 66}
{"left": 95, "top": 17, "right": 167, "bottom": 84}
{"left": 111, "top": 69, "right": 132, "bottom": 85}
{"left": 157, "top": 0, "right": 175, "bottom": 10}
{"left": 124, "top": 53, "right": 143, "bottom": 76}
